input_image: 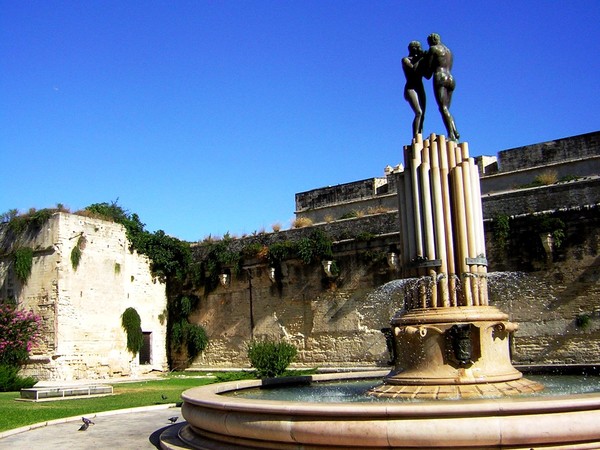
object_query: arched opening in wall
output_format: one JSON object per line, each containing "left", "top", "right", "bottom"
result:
{"left": 140, "top": 332, "right": 152, "bottom": 365}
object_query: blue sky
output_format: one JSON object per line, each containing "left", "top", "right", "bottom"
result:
{"left": 1, "top": 1, "right": 599, "bottom": 241}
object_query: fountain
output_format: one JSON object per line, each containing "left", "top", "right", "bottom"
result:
{"left": 368, "top": 134, "right": 544, "bottom": 399}
{"left": 162, "top": 37, "right": 600, "bottom": 449}
{"left": 163, "top": 133, "right": 600, "bottom": 449}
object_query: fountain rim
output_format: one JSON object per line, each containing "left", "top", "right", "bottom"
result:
{"left": 181, "top": 370, "right": 600, "bottom": 418}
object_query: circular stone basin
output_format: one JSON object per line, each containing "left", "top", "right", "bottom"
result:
{"left": 173, "top": 370, "right": 600, "bottom": 449}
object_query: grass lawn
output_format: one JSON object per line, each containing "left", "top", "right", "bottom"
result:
{"left": 0, "top": 375, "right": 214, "bottom": 433}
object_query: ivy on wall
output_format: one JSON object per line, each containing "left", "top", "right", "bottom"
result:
{"left": 168, "top": 295, "right": 208, "bottom": 366}
{"left": 121, "top": 307, "right": 143, "bottom": 355}
{"left": 13, "top": 247, "right": 33, "bottom": 283}
{"left": 70, "top": 235, "right": 86, "bottom": 271}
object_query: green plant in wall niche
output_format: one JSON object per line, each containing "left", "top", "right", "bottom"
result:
{"left": 13, "top": 247, "right": 33, "bottom": 283}
{"left": 121, "top": 307, "right": 143, "bottom": 355}
{"left": 70, "top": 235, "right": 85, "bottom": 271}
{"left": 493, "top": 214, "right": 510, "bottom": 251}
{"left": 576, "top": 313, "right": 591, "bottom": 330}
{"left": 535, "top": 215, "right": 566, "bottom": 249}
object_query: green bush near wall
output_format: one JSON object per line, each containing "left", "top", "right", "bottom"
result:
{"left": 247, "top": 339, "right": 298, "bottom": 379}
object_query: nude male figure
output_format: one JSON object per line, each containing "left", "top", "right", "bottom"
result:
{"left": 402, "top": 41, "right": 426, "bottom": 138}
{"left": 424, "top": 33, "right": 459, "bottom": 141}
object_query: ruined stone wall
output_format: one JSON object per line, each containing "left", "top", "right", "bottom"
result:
{"left": 0, "top": 213, "right": 168, "bottom": 381}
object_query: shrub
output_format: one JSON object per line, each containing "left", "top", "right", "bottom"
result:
{"left": 292, "top": 217, "right": 313, "bottom": 228}
{"left": 296, "top": 230, "right": 333, "bottom": 264}
{"left": 121, "top": 307, "right": 143, "bottom": 355}
{"left": 339, "top": 210, "right": 359, "bottom": 220}
{"left": 534, "top": 170, "right": 558, "bottom": 186}
{"left": 247, "top": 339, "right": 297, "bottom": 379}
{"left": 0, "top": 364, "right": 37, "bottom": 392}
{"left": 267, "top": 241, "right": 297, "bottom": 265}
{"left": 367, "top": 206, "right": 390, "bottom": 215}
{"left": 0, "top": 304, "right": 41, "bottom": 367}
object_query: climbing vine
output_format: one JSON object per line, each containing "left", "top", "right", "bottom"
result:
{"left": 168, "top": 295, "right": 208, "bottom": 364}
{"left": 70, "top": 235, "right": 86, "bottom": 271}
{"left": 493, "top": 214, "right": 511, "bottom": 252}
{"left": 121, "top": 307, "right": 143, "bottom": 355}
{"left": 14, "top": 247, "right": 33, "bottom": 283}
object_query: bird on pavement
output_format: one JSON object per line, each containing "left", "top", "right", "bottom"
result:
{"left": 82, "top": 417, "right": 95, "bottom": 426}
{"left": 168, "top": 416, "right": 178, "bottom": 424}
{"left": 78, "top": 422, "right": 89, "bottom": 431}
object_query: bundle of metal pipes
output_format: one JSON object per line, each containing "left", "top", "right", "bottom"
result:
{"left": 397, "top": 134, "right": 488, "bottom": 309}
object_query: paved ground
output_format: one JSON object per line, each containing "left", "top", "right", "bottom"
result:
{"left": 0, "top": 404, "right": 183, "bottom": 449}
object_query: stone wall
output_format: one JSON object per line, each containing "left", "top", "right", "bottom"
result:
{"left": 0, "top": 213, "right": 168, "bottom": 381}
{"left": 294, "top": 171, "right": 402, "bottom": 224}
{"left": 187, "top": 204, "right": 600, "bottom": 369}
{"left": 295, "top": 131, "right": 600, "bottom": 221}
{"left": 482, "top": 177, "right": 600, "bottom": 218}
{"left": 497, "top": 130, "right": 600, "bottom": 172}
{"left": 486, "top": 207, "right": 600, "bottom": 365}
{"left": 187, "top": 234, "right": 404, "bottom": 369}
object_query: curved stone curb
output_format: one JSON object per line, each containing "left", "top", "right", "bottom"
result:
{"left": 0, "top": 403, "right": 178, "bottom": 439}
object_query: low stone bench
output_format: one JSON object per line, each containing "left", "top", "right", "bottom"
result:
{"left": 19, "top": 384, "right": 113, "bottom": 402}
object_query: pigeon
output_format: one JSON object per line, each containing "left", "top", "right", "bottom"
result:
{"left": 78, "top": 422, "right": 89, "bottom": 431}
{"left": 161, "top": 394, "right": 168, "bottom": 400}
{"left": 168, "top": 416, "right": 178, "bottom": 424}
{"left": 82, "top": 417, "right": 95, "bottom": 426}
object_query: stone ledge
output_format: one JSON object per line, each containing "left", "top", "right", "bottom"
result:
{"left": 19, "top": 385, "right": 113, "bottom": 402}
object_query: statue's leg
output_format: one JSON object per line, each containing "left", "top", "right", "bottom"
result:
{"left": 436, "top": 87, "right": 458, "bottom": 140}
{"left": 406, "top": 90, "right": 423, "bottom": 137}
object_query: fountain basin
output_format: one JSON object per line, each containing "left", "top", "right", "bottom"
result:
{"left": 172, "top": 370, "right": 600, "bottom": 449}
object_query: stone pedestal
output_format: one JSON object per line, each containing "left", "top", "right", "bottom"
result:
{"left": 369, "top": 306, "right": 543, "bottom": 398}
{"left": 371, "top": 134, "right": 543, "bottom": 399}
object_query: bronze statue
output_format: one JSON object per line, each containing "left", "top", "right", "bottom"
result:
{"left": 423, "top": 33, "right": 459, "bottom": 141}
{"left": 402, "top": 41, "right": 426, "bottom": 138}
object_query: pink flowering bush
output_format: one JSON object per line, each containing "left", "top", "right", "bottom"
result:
{"left": 0, "top": 303, "right": 41, "bottom": 367}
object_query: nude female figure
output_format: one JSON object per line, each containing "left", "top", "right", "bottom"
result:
{"left": 402, "top": 41, "right": 426, "bottom": 138}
